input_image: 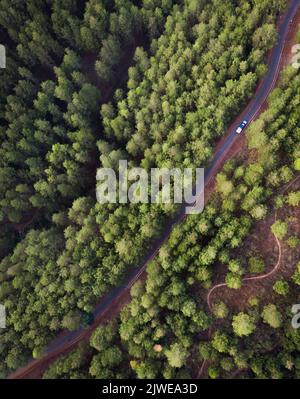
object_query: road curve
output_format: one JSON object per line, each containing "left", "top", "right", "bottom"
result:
{"left": 8, "top": 0, "right": 300, "bottom": 379}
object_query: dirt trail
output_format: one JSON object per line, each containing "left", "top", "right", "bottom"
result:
{"left": 197, "top": 175, "right": 300, "bottom": 379}
{"left": 197, "top": 3, "right": 300, "bottom": 378}
{"left": 206, "top": 212, "right": 282, "bottom": 312}
{"left": 8, "top": 1, "right": 300, "bottom": 380}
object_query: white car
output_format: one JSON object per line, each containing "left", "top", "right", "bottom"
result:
{"left": 236, "top": 120, "right": 248, "bottom": 134}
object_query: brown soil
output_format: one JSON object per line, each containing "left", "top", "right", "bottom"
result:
{"left": 208, "top": 177, "right": 300, "bottom": 312}
{"left": 82, "top": 33, "right": 146, "bottom": 103}
{"left": 282, "top": 6, "right": 300, "bottom": 66}
{"left": 197, "top": 3, "right": 300, "bottom": 378}
{"left": 197, "top": 176, "right": 300, "bottom": 379}
{"left": 8, "top": 286, "right": 133, "bottom": 379}
{"left": 9, "top": 3, "right": 300, "bottom": 381}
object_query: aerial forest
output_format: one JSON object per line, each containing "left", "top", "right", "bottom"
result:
{"left": 0, "top": 0, "right": 299, "bottom": 380}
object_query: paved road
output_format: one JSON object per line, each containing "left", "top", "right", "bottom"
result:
{"left": 8, "top": 0, "right": 300, "bottom": 379}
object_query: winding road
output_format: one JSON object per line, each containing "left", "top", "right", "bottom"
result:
{"left": 8, "top": 0, "right": 300, "bottom": 379}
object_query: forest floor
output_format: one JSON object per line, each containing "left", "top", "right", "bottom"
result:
{"left": 7, "top": 33, "right": 149, "bottom": 379}
{"left": 196, "top": 2, "right": 300, "bottom": 207}
{"left": 81, "top": 32, "right": 146, "bottom": 103}
{"left": 11, "top": 288, "right": 134, "bottom": 379}
{"left": 282, "top": 4, "right": 300, "bottom": 65}
{"left": 196, "top": 6, "right": 300, "bottom": 378}
{"left": 204, "top": 176, "right": 300, "bottom": 312}
{"left": 197, "top": 175, "right": 300, "bottom": 379}
{"left": 9, "top": 3, "right": 300, "bottom": 380}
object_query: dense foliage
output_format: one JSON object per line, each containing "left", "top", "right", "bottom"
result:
{"left": 44, "top": 65, "right": 300, "bottom": 378}
{"left": 1, "top": 0, "right": 299, "bottom": 380}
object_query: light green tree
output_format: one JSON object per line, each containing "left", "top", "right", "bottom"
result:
{"left": 165, "top": 343, "right": 187, "bottom": 368}
{"left": 261, "top": 304, "right": 282, "bottom": 328}
{"left": 232, "top": 312, "right": 256, "bottom": 337}
{"left": 271, "top": 220, "right": 288, "bottom": 240}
